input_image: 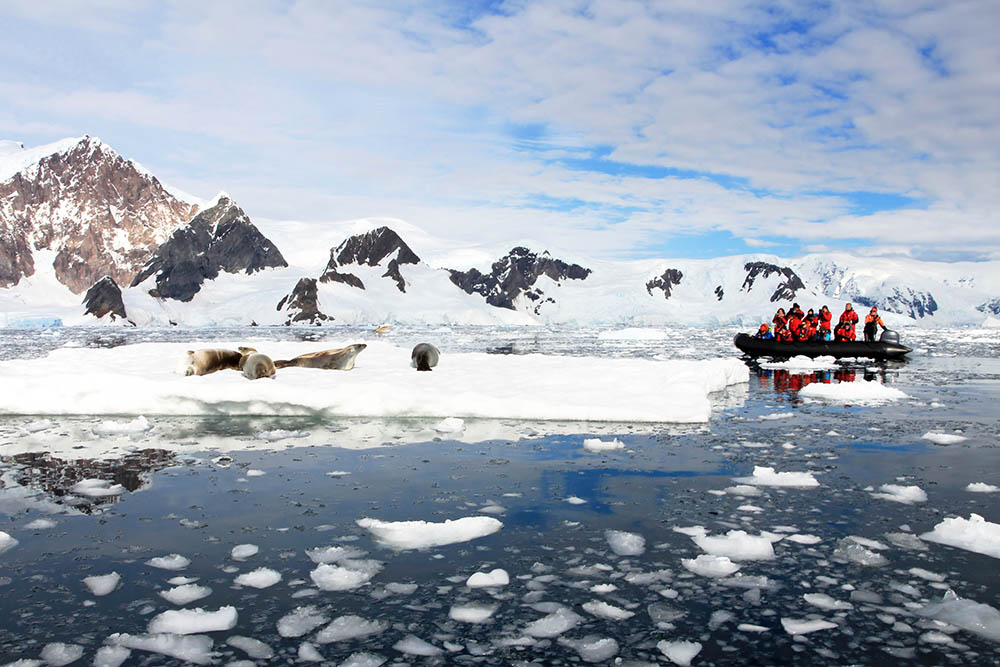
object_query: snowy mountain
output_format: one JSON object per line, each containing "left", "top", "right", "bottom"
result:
{"left": 1, "top": 136, "right": 999, "bottom": 328}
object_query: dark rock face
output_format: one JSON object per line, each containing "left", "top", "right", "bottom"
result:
{"left": 276, "top": 277, "right": 331, "bottom": 325}
{"left": 131, "top": 196, "right": 287, "bottom": 302}
{"left": 715, "top": 285, "right": 725, "bottom": 301}
{"left": 82, "top": 276, "right": 127, "bottom": 321}
{"left": 977, "top": 298, "right": 1000, "bottom": 316}
{"left": 0, "top": 137, "right": 198, "bottom": 292}
{"left": 855, "top": 288, "right": 938, "bottom": 319}
{"left": 646, "top": 269, "right": 684, "bottom": 299}
{"left": 741, "top": 262, "right": 805, "bottom": 302}
{"left": 448, "top": 246, "right": 592, "bottom": 311}
{"left": 319, "top": 226, "right": 420, "bottom": 292}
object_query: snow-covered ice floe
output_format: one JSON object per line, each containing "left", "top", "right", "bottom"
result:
{"left": 760, "top": 355, "right": 839, "bottom": 372}
{"left": 0, "top": 340, "right": 748, "bottom": 423}
{"left": 356, "top": 516, "right": 502, "bottom": 550}
{"left": 921, "top": 513, "right": 1000, "bottom": 559}
{"left": 922, "top": 431, "right": 968, "bottom": 445}
{"left": 733, "top": 466, "right": 820, "bottom": 488}
{"left": 798, "top": 379, "right": 908, "bottom": 403}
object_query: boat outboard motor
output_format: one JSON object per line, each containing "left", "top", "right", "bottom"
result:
{"left": 879, "top": 330, "right": 901, "bottom": 344}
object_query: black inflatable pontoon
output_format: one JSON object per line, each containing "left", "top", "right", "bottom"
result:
{"left": 733, "top": 330, "right": 912, "bottom": 360}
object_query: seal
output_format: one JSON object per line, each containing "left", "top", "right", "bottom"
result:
{"left": 239, "top": 349, "right": 276, "bottom": 380}
{"left": 410, "top": 343, "right": 440, "bottom": 371}
{"left": 274, "top": 343, "right": 367, "bottom": 370}
{"left": 184, "top": 348, "right": 243, "bottom": 376}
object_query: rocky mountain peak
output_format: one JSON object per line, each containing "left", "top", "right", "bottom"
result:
{"left": 0, "top": 136, "right": 199, "bottom": 293}
{"left": 319, "top": 226, "right": 421, "bottom": 292}
{"left": 82, "top": 275, "right": 128, "bottom": 322}
{"left": 276, "top": 277, "right": 332, "bottom": 325}
{"left": 741, "top": 261, "right": 805, "bottom": 303}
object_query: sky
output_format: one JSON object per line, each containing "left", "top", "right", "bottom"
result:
{"left": 1, "top": 0, "right": 998, "bottom": 262}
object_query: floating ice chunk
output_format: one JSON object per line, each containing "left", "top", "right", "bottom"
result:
{"left": 917, "top": 590, "right": 1000, "bottom": 642}
{"left": 147, "top": 606, "right": 237, "bottom": 635}
{"left": 871, "top": 484, "right": 927, "bottom": 504}
{"left": 885, "top": 532, "right": 928, "bottom": 551}
{"left": 559, "top": 635, "right": 619, "bottom": 663}
{"left": 24, "top": 418, "right": 55, "bottom": 433}
{"left": 672, "top": 525, "right": 707, "bottom": 537}
{"left": 393, "top": 635, "right": 443, "bottom": 656}
{"left": 311, "top": 558, "right": 382, "bottom": 590}
{"left": 967, "top": 482, "right": 1000, "bottom": 493}
{"left": 657, "top": 640, "right": 702, "bottom": 666}
{"left": 337, "top": 652, "right": 387, "bottom": 667}
{"left": 305, "top": 545, "right": 367, "bottom": 564}
{"left": 582, "top": 600, "right": 635, "bottom": 620}
{"left": 254, "top": 429, "right": 309, "bottom": 441}
{"left": 738, "top": 623, "right": 769, "bottom": 633}
{"left": 230, "top": 544, "right": 258, "bottom": 560}
{"left": 846, "top": 535, "right": 888, "bottom": 550}
{"left": 69, "top": 478, "right": 125, "bottom": 497}
{"left": 433, "top": 417, "right": 465, "bottom": 434}
{"left": 234, "top": 567, "right": 281, "bottom": 589}
{"left": 245, "top": 469, "right": 266, "bottom": 477}
{"left": 523, "top": 606, "right": 583, "bottom": 638}
{"left": 734, "top": 466, "right": 819, "bottom": 488}
{"left": 909, "top": 567, "right": 945, "bottom": 582}
{"left": 467, "top": 568, "right": 509, "bottom": 588}
{"left": 583, "top": 437, "right": 625, "bottom": 452}
{"left": 921, "top": 432, "right": 968, "bottom": 445}
{"left": 298, "top": 642, "right": 324, "bottom": 662}
{"left": 605, "top": 529, "right": 645, "bottom": 556}
{"left": 724, "top": 485, "right": 762, "bottom": 497}
{"left": 40, "top": 643, "right": 84, "bottom": 666}
{"left": 93, "top": 416, "right": 152, "bottom": 435}
{"left": 478, "top": 504, "right": 506, "bottom": 514}
{"left": 24, "top": 518, "right": 56, "bottom": 530}
{"left": 159, "top": 583, "right": 211, "bottom": 605}
{"left": 146, "top": 554, "right": 190, "bottom": 570}
{"left": 738, "top": 504, "right": 764, "bottom": 512}
{"left": 565, "top": 496, "right": 587, "bottom": 504}
{"left": 799, "top": 379, "right": 908, "bottom": 403}
{"left": 786, "top": 534, "right": 822, "bottom": 545}
{"left": 93, "top": 644, "right": 131, "bottom": 667}
{"left": 920, "top": 630, "right": 953, "bottom": 644}
{"left": 590, "top": 583, "right": 617, "bottom": 594}
{"left": 278, "top": 606, "right": 329, "bottom": 638}
{"left": 761, "top": 355, "right": 839, "bottom": 372}
{"left": 315, "top": 615, "right": 388, "bottom": 643}
{"left": 921, "top": 513, "right": 1000, "bottom": 558}
{"left": 226, "top": 635, "right": 274, "bottom": 659}
{"left": 167, "top": 576, "right": 198, "bottom": 585}
{"left": 449, "top": 603, "right": 498, "bottom": 623}
{"left": 84, "top": 572, "right": 121, "bottom": 596}
{"left": 107, "top": 633, "right": 214, "bottom": 665}
{"left": 832, "top": 540, "right": 888, "bottom": 567}
{"left": 692, "top": 530, "right": 778, "bottom": 561}
{"left": 326, "top": 471, "right": 351, "bottom": 477}
{"left": 803, "top": 593, "right": 853, "bottom": 611}
{"left": 681, "top": 554, "right": 741, "bottom": 578}
{"left": 781, "top": 618, "right": 838, "bottom": 635}
{"left": 357, "top": 516, "right": 502, "bottom": 550}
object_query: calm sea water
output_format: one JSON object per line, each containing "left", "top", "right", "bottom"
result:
{"left": 1, "top": 325, "right": 999, "bottom": 665}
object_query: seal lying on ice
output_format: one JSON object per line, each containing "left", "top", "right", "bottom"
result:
{"left": 410, "top": 343, "right": 440, "bottom": 371}
{"left": 239, "top": 347, "right": 276, "bottom": 380}
{"left": 274, "top": 343, "right": 367, "bottom": 370}
{"left": 184, "top": 348, "right": 243, "bottom": 376}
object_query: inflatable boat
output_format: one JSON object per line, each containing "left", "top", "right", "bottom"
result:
{"left": 733, "top": 330, "right": 912, "bottom": 360}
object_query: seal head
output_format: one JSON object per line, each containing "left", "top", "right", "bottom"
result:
{"left": 410, "top": 343, "right": 440, "bottom": 371}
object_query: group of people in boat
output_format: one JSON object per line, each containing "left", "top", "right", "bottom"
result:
{"left": 754, "top": 302, "right": 887, "bottom": 343}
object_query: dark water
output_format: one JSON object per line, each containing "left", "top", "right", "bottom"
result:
{"left": 1, "top": 325, "right": 1000, "bottom": 665}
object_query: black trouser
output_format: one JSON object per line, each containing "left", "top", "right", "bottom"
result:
{"left": 864, "top": 322, "right": 878, "bottom": 342}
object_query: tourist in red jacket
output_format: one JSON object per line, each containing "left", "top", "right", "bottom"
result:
{"left": 775, "top": 325, "right": 793, "bottom": 342}
{"left": 838, "top": 303, "right": 858, "bottom": 341}
{"left": 818, "top": 305, "right": 833, "bottom": 340}
{"left": 772, "top": 308, "right": 787, "bottom": 331}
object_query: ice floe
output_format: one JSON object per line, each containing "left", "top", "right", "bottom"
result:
{"left": 967, "top": 482, "right": 1000, "bottom": 493}
{"left": 146, "top": 554, "right": 190, "bottom": 570}
{"left": 357, "top": 516, "right": 502, "bottom": 550}
{"left": 781, "top": 618, "right": 838, "bottom": 635}
{"left": 692, "top": 530, "right": 779, "bottom": 561}
{"left": 605, "top": 529, "right": 645, "bottom": 556}
{"left": 69, "top": 478, "right": 125, "bottom": 497}
{"left": 147, "top": 606, "right": 237, "bottom": 635}
{"left": 449, "top": 603, "right": 498, "bottom": 623}
{"left": 918, "top": 590, "right": 1000, "bottom": 642}
{"left": 309, "top": 561, "right": 382, "bottom": 591}
{"left": 681, "top": 554, "right": 742, "bottom": 578}
{"left": 277, "top": 606, "right": 329, "bottom": 638}
{"left": 798, "top": 379, "right": 908, "bottom": 403}
{"left": 733, "top": 466, "right": 819, "bottom": 488}
{"left": 921, "top": 513, "right": 1000, "bottom": 558}
{"left": 107, "top": 633, "right": 214, "bottom": 664}
{"left": 559, "top": 635, "right": 620, "bottom": 662}
{"left": 159, "top": 583, "right": 211, "bottom": 605}
{"left": 581, "top": 599, "right": 635, "bottom": 620}
{"left": 657, "top": 639, "right": 702, "bottom": 666}
{"left": 93, "top": 415, "right": 153, "bottom": 436}
{"left": 392, "top": 635, "right": 443, "bottom": 656}
{"left": 40, "top": 642, "right": 84, "bottom": 666}
{"left": 234, "top": 567, "right": 281, "bottom": 588}
{"left": 83, "top": 572, "right": 121, "bottom": 596}
{"left": 230, "top": 543, "right": 259, "bottom": 560}
{"left": 922, "top": 431, "right": 968, "bottom": 445}
{"left": 314, "top": 615, "right": 387, "bottom": 644}
{"left": 870, "top": 483, "right": 928, "bottom": 504}
{"left": 466, "top": 568, "right": 509, "bottom": 588}
{"left": 523, "top": 606, "right": 583, "bottom": 637}
{"left": 583, "top": 437, "right": 625, "bottom": 452}
{"left": 760, "top": 355, "right": 839, "bottom": 371}
{"left": 0, "top": 531, "right": 19, "bottom": 554}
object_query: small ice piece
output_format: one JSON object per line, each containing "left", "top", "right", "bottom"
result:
{"left": 305, "top": 545, "right": 367, "bottom": 563}
{"left": 798, "top": 380, "right": 908, "bottom": 403}
{"left": 917, "top": 590, "right": 1000, "bottom": 642}
{"left": 846, "top": 536, "right": 888, "bottom": 550}
{"left": 656, "top": 640, "right": 702, "bottom": 666}
{"left": 467, "top": 568, "right": 509, "bottom": 588}
{"left": 245, "top": 469, "right": 266, "bottom": 477}
{"left": 832, "top": 539, "right": 889, "bottom": 567}
{"left": 724, "top": 485, "right": 762, "bottom": 497}
{"left": 146, "top": 554, "right": 190, "bottom": 570}
{"left": 254, "top": 429, "right": 309, "bottom": 441}
{"left": 583, "top": 437, "right": 625, "bottom": 452}
{"left": 167, "top": 576, "right": 198, "bottom": 585}
{"left": 234, "top": 567, "right": 281, "bottom": 589}
{"left": 449, "top": 603, "right": 498, "bottom": 623}
{"left": 871, "top": 484, "right": 927, "bottom": 504}
{"left": 40, "top": 642, "right": 84, "bottom": 666}
{"left": 681, "top": 554, "right": 741, "bottom": 578}
{"left": 227, "top": 635, "right": 275, "bottom": 659}
{"left": 93, "top": 644, "right": 131, "bottom": 667}
{"left": 692, "top": 530, "right": 778, "bottom": 561}
{"left": 780, "top": 618, "right": 838, "bottom": 635}
{"left": 24, "top": 418, "right": 55, "bottom": 433}
{"left": 337, "top": 652, "right": 387, "bottom": 667}
{"left": 786, "top": 534, "right": 822, "bottom": 545}
{"left": 83, "top": 572, "right": 121, "bottom": 596}
{"left": 582, "top": 600, "right": 635, "bottom": 620}
{"left": 147, "top": 607, "right": 237, "bottom": 635}
{"left": 24, "top": 518, "right": 56, "bottom": 530}
{"left": 298, "top": 642, "right": 324, "bottom": 662}
{"left": 605, "top": 529, "right": 646, "bottom": 556}
{"left": 433, "top": 418, "right": 465, "bottom": 434}
{"left": 966, "top": 482, "right": 1000, "bottom": 493}
{"left": 885, "top": 532, "right": 928, "bottom": 551}
{"left": 759, "top": 411, "right": 795, "bottom": 421}
{"left": 356, "top": 516, "right": 502, "bottom": 550}
{"left": 393, "top": 635, "right": 443, "bottom": 656}
{"left": 737, "top": 623, "right": 769, "bottom": 633}
{"left": 734, "top": 466, "right": 819, "bottom": 488}
{"left": 93, "top": 416, "right": 152, "bottom": 435}
{"left": 315, "top": 615, "right": 388, "bottom": 644}
{"left": 159, "top": 584, "right": 211, "bottom": 605}
{"left": 478, "top": 504, "right": 506, "bottom": 514}
{"left": 107, "top": 633, "right": 214, "bottom": 664}
{"left": 803, "top": 593, "right": 853, "bottom": 611}
{"left": 590, "top": 583, "right": 617, "bottom": 594}
{"left": 921, "top": 514, "right": 1000, "bottom": 559}
{"left": 909, "top": 567, "right": 945, "bottom": 582}
{"left": 230, "top": 544, "right": 259, "bottom": 560}
{"left": 310, "top": 560, "right": 382, "bottom": 591}
{"left": 672, "top": 525, "right": 707, "bottom": 537}
{"left": 558, "top": 635, "right": 620, "bottom": 663}
{"left": 921, "top": 432, "right": 968, "bottom": 445}
{"left": 278, "top": 606, "right": 329, "bottom": 638}
{"left": 69, "top": 478, "right": 125, "bottom": 497}
{"left": 326, "top": 471, "right": 351, "bottom": 477}
{"left": 565, "top": 496, "right": 587, "bottom": 504}
{"left": 523, "top": 606, "right": 583, "bottom": 638}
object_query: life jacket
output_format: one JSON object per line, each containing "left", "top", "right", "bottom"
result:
{"left": 788, "top": 316, "right": 803, "bottom": 335}
{"left": 773, "top": 313, "right": 787, "bottom": 329}
{"left": 819, "top": 309, "right": 832, "bottom": 332}
{"left": 865, "top": 312, "right": 884, "bottom": 327}
{"left": 795, "top": 325, "right": 812, "bottom": 341}
{"left": 776, "top": 328, "right": 793, "bottom": 342}
{"left": 839, "top": 309, "right": 858, "bottom": 326}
